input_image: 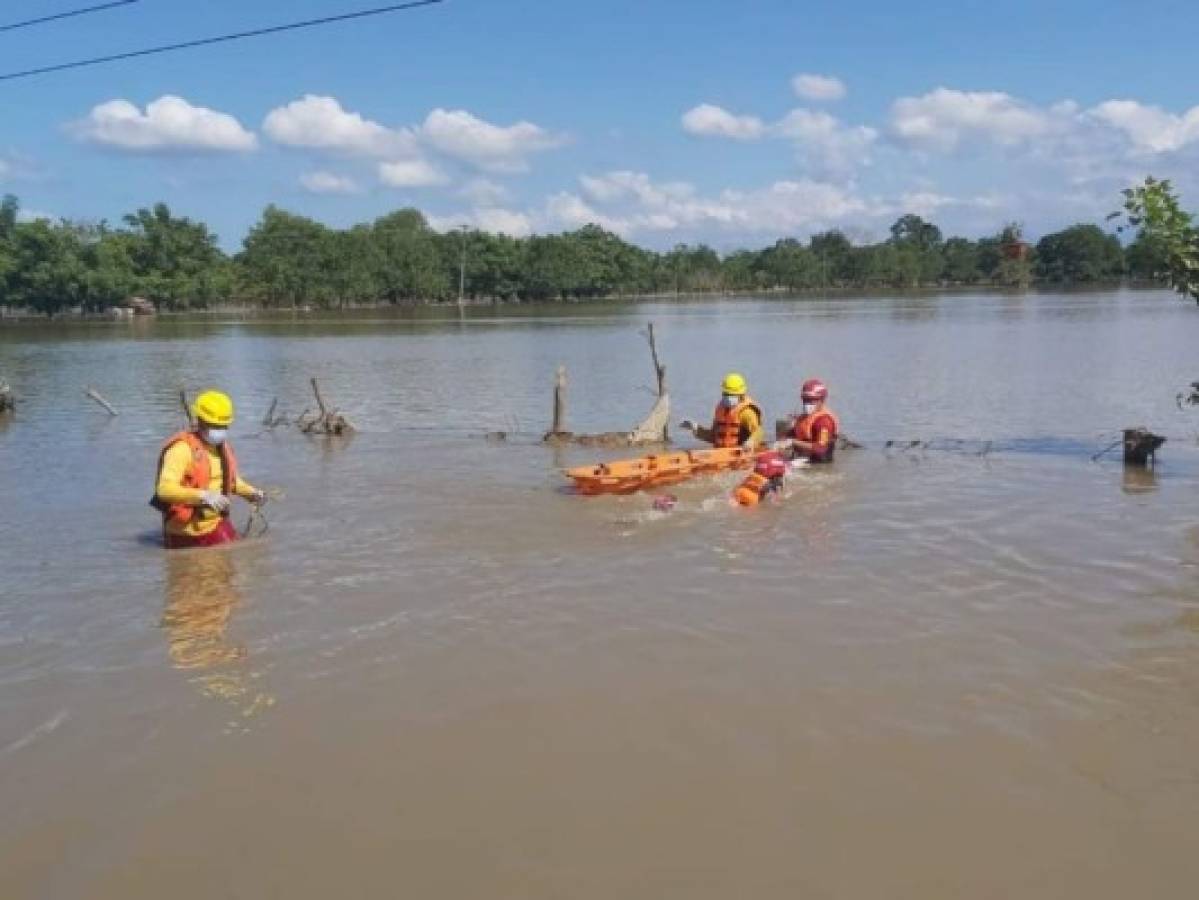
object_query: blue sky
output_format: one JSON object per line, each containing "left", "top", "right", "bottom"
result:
{"left": 2, "top": 0, "right": 1198, "bottom": 250}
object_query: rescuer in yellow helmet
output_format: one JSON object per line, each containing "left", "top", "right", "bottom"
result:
{"left": 680, "top": 372, "right": 764, "bottom": 449}
{"left": 152, "top": 390, "right": 264, "bottom": 549}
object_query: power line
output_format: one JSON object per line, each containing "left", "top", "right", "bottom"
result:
{"left": 0, "top": 0, "right": 446, "bottom": 82}
{"left": 0, "top": 1, "right": 138, "bottom": 34}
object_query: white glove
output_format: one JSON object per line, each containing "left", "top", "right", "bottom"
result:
{"left": 200, "top": 491, "right": 230, "bottom": 513}
{"left": 247, "top": 489, "right": 266, "bottom": 505}
{"left": 679, "top": 419, "right": 697, "bottom": 432}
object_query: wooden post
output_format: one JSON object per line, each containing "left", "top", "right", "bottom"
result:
{"left": 179, "top": 390, "right": 195, "bottom": 429}
{"left": 551, "top": 365, "right": 567, "bottom": 435}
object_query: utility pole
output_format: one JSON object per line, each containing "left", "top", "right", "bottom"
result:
{"left": 457, "top": 225, "right": 467, "bottom": 313}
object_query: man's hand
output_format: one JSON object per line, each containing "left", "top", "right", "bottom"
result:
{"left": 200, "top": 491, "right": 230, "bottom": 513}
{"left": 248, "top": 489, "right": 266, "bottom": 505}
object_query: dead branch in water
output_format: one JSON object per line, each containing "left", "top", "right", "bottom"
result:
{"left": 540, "top": 323, "right": 672, "bottom": 447}
{"left": 295, "top": 377, "right": 355, "bottom": 435}
{"left": 645, "top": 322, "right": 666, "bottom": 397}
{"left": 260, "top": 397, "right": 291, "bottom": 430}
{"left": 84, "top": 385, "right": 119, "bottom": 416}
{"left": 629, "top": 322, "right": 669, "bottom": 443}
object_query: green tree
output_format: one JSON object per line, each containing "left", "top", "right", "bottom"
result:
{"left": 808, "top": 231, "right": 853, "bottom": 286}
{"left": 888, "top": 214, "right": 944, "bottom": 285}
{"left": 1115, "top": 177, "right": 1199, "bottom": 302}
{"left": 758, "top": 239, "right": 818, "bottom": 290}
{"left": 5, "top": 219, "right": 88, "bottom": 316}
{"left": 1125, "top": 232, "right": 1169, "bottom": 282}
{"left": 369, "top": 209, "right": 449, "bottom": 303}
{"left": 942, "top": 237, "right": 981, "bottom": 283}
{"left": 122, "top": 203, "right": 227, "bottom": 309}
{"left": 1035, "top": 223, "right": 1124, "bottom": 283}
{"left": 237, "top": 206, "right": 334, "bottom": 307}
{"left": 0, "top": 194, "right": 18, "bottom": 303}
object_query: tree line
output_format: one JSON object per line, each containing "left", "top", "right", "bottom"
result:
{"left": 0, "top": 194, "right": 1171, "bottom": 316}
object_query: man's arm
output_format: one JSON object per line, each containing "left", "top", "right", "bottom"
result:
{"left": 740, "top": 409, "right": 764, "bottom": 448}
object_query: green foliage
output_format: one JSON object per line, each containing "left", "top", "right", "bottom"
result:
{"left": 1035, "top": 224, "right": 1124, "bottom": 283}
{"left": 0, "top": 200, "right": 1158, "bottom": 317}
{"left": 123, "top": 203, "right": 226, "bottom": 309}
{"left": 942, "top": 237, "right": 981, "bottom": 283}
{"left": 1115, "top": 177, "right": 1199, "bottom": 302}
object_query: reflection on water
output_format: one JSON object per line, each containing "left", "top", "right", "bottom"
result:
{"left": 162, "top": 547, "right": 274, "bottom": 727}
{"left": 1121, "top": 465, "right": 1159, "bottom": 494}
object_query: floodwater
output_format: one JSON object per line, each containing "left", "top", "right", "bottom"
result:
{"left": 3, "top": 289, "right": 1199, "bottom": 898}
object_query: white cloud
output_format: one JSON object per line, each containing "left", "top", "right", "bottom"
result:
{"left": 429, "top": 207, "right": 534, "bottom": 237}
{"left": 300, "top": 171, "right": 360, "bottom": 194}
{"left": 792, "top": 74, "right": 847, "bottom": 102}
{"left": 1088, "top": 100, "right": 1199, "bottom": 155}
{"left": 681, "top": 103, "right": 766, "bottom": 140}
{"left": 775, "top": 108, "right": 878, "bottom": 175}
{"left": 458, "top": 178, "right": 511, "bottom": 205}
{"left": 470, "top": 207, "right": 534, "bottom": 237}
{"left": 890, "top": 88, "right": 1051, "bottom": 151}
{"left": 545, "top": 191, "right": 631, "bottom": 234}
{"left": 263, "top": 95, "right": 414, "bottom": 157}
{"left": 580, "top": 170, "right": 696, "bottom": 206}
{"left": 72, "top": 96, "right": 257, "bottom": 153}
{"left": 549, "top": 171, "right": 883, "bottom": 239}
{"left": 896, "top": 191, "right": 959, "bottom": 218}
{"left": 419, "top": 108, "right": 566, "bottom": 173}
{"left": 377, "top": 158, "right": 448, "bottom": 188}
{"left": 680, "top": 101, "right": 874, "bottom": 176}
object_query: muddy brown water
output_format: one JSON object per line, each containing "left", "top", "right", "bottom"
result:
{"left": 3, "top": 290, "right": 1199, "bottom": 898}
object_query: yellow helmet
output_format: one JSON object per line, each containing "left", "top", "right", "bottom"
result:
{"left": 721, "top": 372, "right": 748, "bottom": 396}
{"left": 193, "top": 390, "right": 234, "bottom": 427}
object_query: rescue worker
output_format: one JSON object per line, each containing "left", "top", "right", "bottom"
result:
{"left": 152, "top": 390, "right": 264, "bottom": 549}
{"left": 778, "top": 378, "right": 839, "bottom": 463}
{"left": 733, "top": 450, "right": 788, "bottom": 506}
{"left": 680, "top": 372, "right": 765, "bottom": 450}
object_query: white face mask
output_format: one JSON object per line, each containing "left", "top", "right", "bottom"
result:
{"left": 202, "top": 427, "right": 228, "bottom": 445}
{"left": 802, "top": 402, "right": 818, "bottom": 416}
{"left": 722, "top": 394, "right": 740, "bottom": 409}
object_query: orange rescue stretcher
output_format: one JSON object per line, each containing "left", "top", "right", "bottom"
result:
{"left": 565, "top": 446, "right": 758, "bottom": 495}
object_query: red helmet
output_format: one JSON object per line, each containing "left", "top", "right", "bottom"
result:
{"left": 801, "top": 378, "right": 828, "bottom": 402}
{"left": 754, "top": 451, "right": 787, "bottom": 479}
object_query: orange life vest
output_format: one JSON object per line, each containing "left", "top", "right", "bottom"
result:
{"left": 711, "top": 397, "right": 763, "bottom": 448}
{"left": 153, "top": 431, "right": 239, "bottom": 526}
{"left": 794, "top": 408, "right": 840, "bottom": 462}
{"left": 733, "top": 451, "right": 787, "bottom": 506}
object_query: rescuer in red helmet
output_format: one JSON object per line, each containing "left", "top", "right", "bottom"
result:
{"left": 779, "top": 378, "right": 840, "bottom": 463}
